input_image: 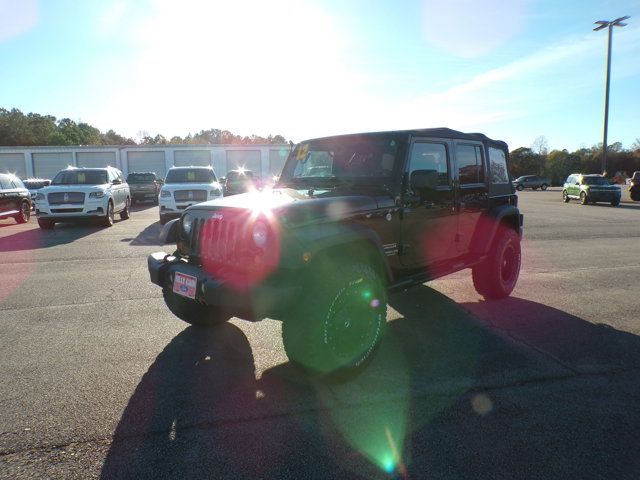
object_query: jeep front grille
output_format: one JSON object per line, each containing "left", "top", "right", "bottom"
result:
{"left": 189, "top": 214, "right": 243, "bottom": 267}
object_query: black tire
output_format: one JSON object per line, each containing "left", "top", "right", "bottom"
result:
{"left": 541, "top": 184, "right": 548, "bottom": 191}
{"left": 532, "top": 187, "right": 538, "bottom": 191}
{"left": 15, "top": 200, "right": 30, "bottom": 224}
{"left": 630, "top": 188, "right": 640, "bottom": 202}
{"left": 37, "top": 218, "right": 54, "bottom": 230}
{"left": 120, "top": 197, "right": 131, "bottom": 220}
{"left": 162, "top": 288, "right": 230, "bottom": 327}
{"left": 516, "top": 184, "right": 524, "bottom": 191}
{"left": 562, "top": 190, "right": 570, "bottom": 203}
{"left": 580, "top": 191, "right": 588, "bottom": 205}
{"left": 282, "top": 261, "right": 387, "bottom": 378}
{"left": 611, "top": 199, "right": 620, "bottom": 207}
{"left": 102, "top": 201, "right": 114, "bottom": 227}
{"left": 471, "top": 226, "right": 521, "bottom": 300}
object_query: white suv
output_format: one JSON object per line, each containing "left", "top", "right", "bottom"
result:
{"left": 35, "top": 166, "right": 131, "bottom": 229}
{"left": 159, "top": 166, "right": 223, "bottom": 224}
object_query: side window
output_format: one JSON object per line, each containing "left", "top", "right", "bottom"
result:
{"left": 12, "top": 178, "right": 25, "bottom": 189}
{"left": 488, "top": 147, "right": 509, "bottom": 184}
{"left": 408, "top": 142, "right": 449, "bottom": 188}
{"left": 108, "top": 170, "right": 117, "bottom": 183}
{"left": 457, "top": 144, "right": 484, "bottom": 184}
{"left": 0, "top": 175, "right": 12, "bottom": 190}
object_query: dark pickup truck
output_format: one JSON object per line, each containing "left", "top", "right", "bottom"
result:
{"left": 127, "top": 172, "right": 162, "bottom": 204}
{"left": 148, "top": 128, "right": 523, "bottom": 377}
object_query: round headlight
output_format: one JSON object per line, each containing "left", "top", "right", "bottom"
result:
{"left": 252, "top": 221, "right": 269, "bottom": 249}
{"left": 182, "top": 214, "right": 193, "bottom": 235}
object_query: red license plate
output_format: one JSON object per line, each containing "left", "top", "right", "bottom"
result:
{"left": 173, "top": 272, "right": 197, "bottom": 299}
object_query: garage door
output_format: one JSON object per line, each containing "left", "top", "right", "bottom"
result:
{"left": 226, "top": 150, "right": 261, "bottom": 176}
{"left": 33, "top": 152, "right": 73, "bottom": 179}
{"left": 0, "top": 153, "right": 27, "bottom": 179}
{"left": 77, "top": 151, "right": 116, "bottom": 168}
{"left": 127, "top": 151, "right": 166, "bottom": 178}
{"left": 174, "top": 150, "right": 211, "bottom": 167}
{"left": 269, "top": 149, "right": 289, "bottom": 176}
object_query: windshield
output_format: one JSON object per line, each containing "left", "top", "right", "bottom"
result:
{"left": 279, "top": 135, "right": 399, "bottom": 188}
{"left": 583, "top": 176, "right": 610, "bottom": 186}
{"left": 127, "top": 173, "right": 156, "bottom": 183}
{"left": 52, "top": 170, "right": 108, "bottom": 185}
{"left": 165, "top": 169, "right": 216, "bottom": 183}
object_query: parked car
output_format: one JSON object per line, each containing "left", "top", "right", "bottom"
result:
{"left": 127, "top": 172, "right": 162, "bottom": 204}
{"left": 158, "top": 166, "right": 223, "bottom": 225}
{"left": 22, "top": 178, "right": 51, "bottom": 209}
{"left": 35, "top": 166, "right": 131, "bottom": 229}
{"left": 223, "top": 169, "right": 256, "bottom": 196}
{"left": 512, "top": 175, "right": 550, "bottom": 191}
{"left": 562, "top": 173, "right": 621, "bottom": 206}
{"left": 629, "top": 171, "right": 640, "bottom": 202}
{"left": 148, "top": 128, "right": 523, "bottom": 377}
{"left": 0, "top": 173, "right": 31, "bottom": 224}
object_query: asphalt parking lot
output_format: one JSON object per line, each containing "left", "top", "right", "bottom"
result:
{"left": 1, "top": 191, "right": 640, "bottom": 479}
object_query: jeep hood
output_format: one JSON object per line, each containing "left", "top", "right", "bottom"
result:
{"left": 190, "top": 188, "right": 381, "bottom": 224}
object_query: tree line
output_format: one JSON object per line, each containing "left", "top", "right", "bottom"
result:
{"left": 0, "top": 108, "right": 289, "bottom": 147}
{"left": 510, "top": 136, "right": 640, "bottom": 185}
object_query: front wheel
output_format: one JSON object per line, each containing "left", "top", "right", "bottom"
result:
{"left": 516, "top": 184, "right": 524, "bottom": 191}
{"left": 282, "top": 262, "right": 387, "bottom": 378}
{"left": 580, "top": 191, "right": 588, "bottom": 205}
{"left": 472, "top": 226, "right": 521, "bottom": 300}
{"left": 562, "top": 190, "right": 570, "bottom": 203}
{"left": 162, "top": 288, "right": 230, "bottom": 327}
{"left": 37, "top": 218, "right": 54, "bottom": 230}
{"left": 120, "top": 197, "right": 131, "bottom": 220}
{"left": 102, "top": 201, "right": 114, "bottom": 227}
{"left": 16, "top": 201, "right": 30, "bottom": 223}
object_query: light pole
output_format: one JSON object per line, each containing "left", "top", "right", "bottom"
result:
{"left": 593, "top": 16, "right": 629, "bottom": 174}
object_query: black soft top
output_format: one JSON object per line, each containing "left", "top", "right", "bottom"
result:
{"left": 305, "top": 128, "right": 508, "bottom": 150}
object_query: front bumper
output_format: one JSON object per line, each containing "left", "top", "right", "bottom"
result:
{"left": 148, "top": 252, "right": 300, "bottom": 319}
{"left": 586, "top": 190, "right": 621, "bottom": 201}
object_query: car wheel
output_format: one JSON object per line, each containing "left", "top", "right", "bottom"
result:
{"left": 15, "top": 201, "right": 31, "bottom": 224}
{"left": 562, "top": 190, "right": 570, "bottom": 203}
{"left": 541, "top": 184, "right": 548, "bottom": 191}
{"left": 580, "top": 191, "right": 588, "bottom": 205}
{"left": 162, "top": 288, "right": 230, "bottom": 327}
{"left": 471, "top": 225, "right": 521, "bottom": 300}
{"left": 532, "top": 187, "right": 538, "bottom": 191}
{"left": 120, "top": 197, "right": 131, "bottom": 220}
{"left": 282, "top": 262, "right": 387, "bottom": 379}
{"left": 102, "top": 201, "right": 114, "bottom": 227}
{"left": 37, "top": 218, "right": 54, "bottom": 230}
{"left": 516, "top": 184, "right": 524, "bottom": 191}
{"left": 611, "top": 199, "right": 620, "bottom": 207}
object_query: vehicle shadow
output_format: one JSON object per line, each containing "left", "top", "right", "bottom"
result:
{"left": 121, "top": 221, "right": 163, "bottom": 246}
{"left": 0, "top": 222, "right": 98, "bottom": 252}
{"left": 101, "top": 286, "right": 640, "bottom": 480}
{"left": 131, "top": 203, "right": 157, "bottom": 212}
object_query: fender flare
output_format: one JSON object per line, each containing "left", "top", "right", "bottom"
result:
{"left": 470, "top": 205, "right": 523, "bottom": 256}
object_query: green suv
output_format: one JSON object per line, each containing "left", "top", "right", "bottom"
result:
{"left": 562, "top": 174, "right": 621, "bottom": 206}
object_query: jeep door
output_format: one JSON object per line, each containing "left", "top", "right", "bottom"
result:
{"left": 400, "top": 139, "right": 456, "bottom": 269}
{"left": 453, "top": 141, "right": 488, "bottom": 255}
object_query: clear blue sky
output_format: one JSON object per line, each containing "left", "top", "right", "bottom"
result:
{"left": 1, "top": 0, "right": 638, "bottom": 151}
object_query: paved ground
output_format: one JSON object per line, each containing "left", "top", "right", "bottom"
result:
{"left": 1, "top": 191, "right": 639, "bottom": 479}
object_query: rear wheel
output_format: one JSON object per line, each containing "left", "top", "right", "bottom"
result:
{"left": 611, "top": 199, "right": 620, "bottom": 207}
{"left": 580, "top": 191, "right": 588, "bottom": 205}
{"left": 15, "top": 201, "right": 30, "bottom": 223}
{"left": 562, "top": 190, "right": 570, "bottom": 203}
{"left": 541, "top": 184, "right": 548, "bottom": 191}
{"left": 37, "top": 218, "right": 54, "bottom": 230}
{"left": 162, "top": 288, "right": 230, "bottom": 327}
{"left": 282, "top": 261, "right": 387, "bottom": 379}
{"left": 472, "top": 226, "right": 521, "bottom": 300}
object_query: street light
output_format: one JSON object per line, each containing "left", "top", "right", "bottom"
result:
{"left": 593, "top": 16, "right": 629, "bottom": 174}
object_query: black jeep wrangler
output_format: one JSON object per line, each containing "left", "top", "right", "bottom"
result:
{"left": 148, "top": 128, "right": 523, "bottom": 376}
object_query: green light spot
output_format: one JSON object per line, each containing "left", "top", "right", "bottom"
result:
{"left": 383, "top": 457, "right": 396, "bottom": 473}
